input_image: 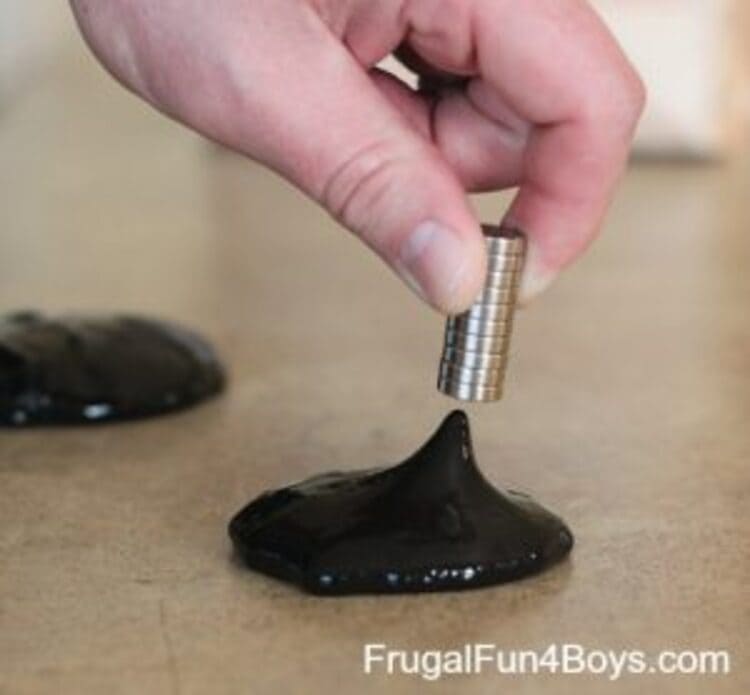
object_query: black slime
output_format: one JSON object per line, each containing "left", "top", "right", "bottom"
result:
{"left": 230, "top": 410, "right": 573, "bottom": 595}
{"left": 0, "top": 311, "right": 224, "bottom": 426}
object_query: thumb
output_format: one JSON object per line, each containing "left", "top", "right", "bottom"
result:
{"left": 233, "top": 22, "right": 486, "bottom": 314}
{"left": 319, "top": 136, "right": 487, "bottom": 314}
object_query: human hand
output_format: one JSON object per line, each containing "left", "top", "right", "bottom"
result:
{"left": 70, "top": 0, "right": 645, "bottom": 314}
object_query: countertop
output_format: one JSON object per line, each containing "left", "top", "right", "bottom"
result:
{"left": 1, "top": 37, "right": 749, "bottom": 694}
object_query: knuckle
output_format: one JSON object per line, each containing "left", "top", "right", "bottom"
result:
{"left": 583, "top": 63, "right": 647, "bottom": 137}
{"left": 620, "top": 66, "right": 648, "bottom": 118}
{"left": 320, "top": 140, "right": 414, "bottom": 249}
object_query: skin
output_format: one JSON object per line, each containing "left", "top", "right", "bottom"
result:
{"left": 69, "top": 0, "right": 646, "bottom": 314}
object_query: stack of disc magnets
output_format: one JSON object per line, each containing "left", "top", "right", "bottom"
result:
{"left": 437, "top": 225, "right": 526, "bottom": 402}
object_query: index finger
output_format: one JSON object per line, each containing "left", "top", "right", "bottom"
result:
{"left": 402, "top": 0, "right": 646, "bottom": 300}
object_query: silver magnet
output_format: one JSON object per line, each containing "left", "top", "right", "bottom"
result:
{"left": 437, "top": 225, "right": 526, "bottom": 403}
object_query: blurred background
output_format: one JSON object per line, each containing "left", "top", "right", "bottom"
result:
{"left": 2, "top": 1, "right": 748, "bottom": 158}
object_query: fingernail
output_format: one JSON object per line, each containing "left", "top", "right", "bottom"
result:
{"left": 518, "top": 240, "right": 556, "bottom": 305}
{"left": 396, "top": 220, "right": 470, "bottom": 312}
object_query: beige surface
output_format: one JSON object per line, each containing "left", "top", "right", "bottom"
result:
{"left": 1, "top": 36, "right": 749, "bottom": 695}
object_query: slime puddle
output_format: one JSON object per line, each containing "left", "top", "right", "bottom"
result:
{"left": 0, "top": 311, "right": 224, "bottom": 426}
{"left": 230, "top": 410, "right": 573, "bottom": 595}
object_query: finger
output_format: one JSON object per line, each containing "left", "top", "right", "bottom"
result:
{"left": 399, "top": 0, "right": 646, "bottom": 302}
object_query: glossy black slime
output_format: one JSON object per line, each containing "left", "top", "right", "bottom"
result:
{"left": 229, "top": 410, "right": 573, "bottom": 595}
{"left": 0, "top": 311, "right": 224, "bottom": 426}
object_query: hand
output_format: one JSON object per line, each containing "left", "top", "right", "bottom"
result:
{"left": 70, "top": 0, "right": 645, "bottom": 314}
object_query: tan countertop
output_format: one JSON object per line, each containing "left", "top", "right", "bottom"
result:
{"left": 1, "top": 36, "right": 749, "bottom": 695}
